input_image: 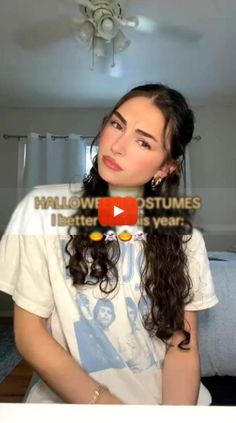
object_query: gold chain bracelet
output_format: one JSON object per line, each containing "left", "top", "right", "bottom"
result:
{"left": 90, "top": 384, "right": 109, "bottom": 404}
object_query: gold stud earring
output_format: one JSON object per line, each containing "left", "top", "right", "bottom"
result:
{"left": 151, "top": 176, "right": 162, "bottom": 190}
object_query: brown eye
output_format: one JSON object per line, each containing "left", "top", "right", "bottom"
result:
{"left": 110, "top": 120, "right": 122, "bottom": 130}
{"left": 138, "top": 140, "right": 151, "bottom": 150}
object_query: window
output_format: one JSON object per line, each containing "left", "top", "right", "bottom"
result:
{"left": 86, "top": 145, "right": 98, "bottom": 174}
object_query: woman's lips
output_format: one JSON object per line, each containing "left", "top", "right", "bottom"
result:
{"left": 102, "top": 155, "right": 123, "bottom": 171}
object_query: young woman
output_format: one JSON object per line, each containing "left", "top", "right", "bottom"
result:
{"left": 0, "top": 83, "right": 218, "bottom": 405}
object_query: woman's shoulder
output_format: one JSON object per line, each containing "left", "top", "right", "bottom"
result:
{"left": 183, "top": 227, "right": 206, "bottom": 256}
{"left": 4, "top": 183, "right": 84, "bottom": 236}
{"left": 32, "top": 182, "right": 84, "bottom": 197}
{"left": 16, "top": 182, "right": 85, "bottom": 219}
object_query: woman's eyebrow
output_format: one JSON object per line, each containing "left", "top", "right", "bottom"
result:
{"left": 113, "top": 110, "right": 159, "bottom": 143}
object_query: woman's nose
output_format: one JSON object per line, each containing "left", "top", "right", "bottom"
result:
{"left": 111, "top": 133, "right": 127, "bottom": 155}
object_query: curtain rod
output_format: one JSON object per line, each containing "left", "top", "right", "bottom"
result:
{"left": 3, "top": 134, "right": 202, "bottom": 141}
{"left": 2, "top": 134, "right": 95, "bottom": 140}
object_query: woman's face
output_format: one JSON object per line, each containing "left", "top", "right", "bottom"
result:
{"left": 97, "top": 96, "right": 177, "bottom": 188}
{"left": 96, "top": 306, "right": 113, "bottom": 329}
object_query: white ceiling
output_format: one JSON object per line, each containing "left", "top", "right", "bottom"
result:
{"left": 1, "top": 0, "right": 236, "bottom": 108}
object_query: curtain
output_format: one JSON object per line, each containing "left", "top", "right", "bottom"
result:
{"left": 17, "top": 133, "right": 89, "bottom": 202}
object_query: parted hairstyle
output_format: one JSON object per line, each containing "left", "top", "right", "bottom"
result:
{"left": 65, "top": 83, "right": 196, "bottom": 350}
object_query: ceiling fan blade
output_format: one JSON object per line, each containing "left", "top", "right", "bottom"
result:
{"left": 14, "top": 16, "right": 74, "bottom": 50}
{"left": 110, "top": 0, "right": 127, "bottom": 6}
{"left": 134, "top": 15, "right": 203, "bottom": 43}
{"left": 131, "top": 16, "right": 159, "bottom": 33}
{"left": 156, "top": 24, "right": 203, "bottom": 43}
{"left": 74, "top": 0, "right": 96, "bottom": 11}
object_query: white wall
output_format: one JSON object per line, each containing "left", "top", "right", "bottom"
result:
{"left": 190, "top": 105, "right": 236, "bottom": 250}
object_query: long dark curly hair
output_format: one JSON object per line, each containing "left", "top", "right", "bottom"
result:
{"left": 65, "top": 83, "right": 196, "bottom": 351}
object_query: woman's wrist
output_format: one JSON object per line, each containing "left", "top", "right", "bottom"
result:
{"left": 89, "top": 383, "right": 123, "bottom": 404}
{"left": 89, "top": 383, "right": 110, "bottom": 404}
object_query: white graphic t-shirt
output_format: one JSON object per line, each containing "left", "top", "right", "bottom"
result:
{"left": 0, "top": 183, "right": 219, "bottom": 404}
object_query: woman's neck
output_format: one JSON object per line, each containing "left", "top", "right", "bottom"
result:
{"left": 108, "top": 184, "right": 144, "bottom": 198}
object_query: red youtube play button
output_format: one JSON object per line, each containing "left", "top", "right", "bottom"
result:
{"left": 98, "top": 198, "right": 138, "bottom": 226}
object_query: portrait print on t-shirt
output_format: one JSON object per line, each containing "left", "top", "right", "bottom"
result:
{"left": 115, "top": 297, "right": 157, "bottom": 373}
{"left": 61, "top": 238, "right": 163, "bottom": 374}
{"left": 74, "top": 294, "right": 125, "bottom": 372}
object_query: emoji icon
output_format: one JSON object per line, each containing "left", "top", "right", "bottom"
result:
{"left": 89, "top": 231, "right": 104, "bottom": 242}
{"left": 134, "top": 231, "right": 146, "bottom": 241}
{"left": 118, "top": 230, "right": 133, "bottom": 242}
{"left": 105, "top": 230, "right": 117, "bottom": 241}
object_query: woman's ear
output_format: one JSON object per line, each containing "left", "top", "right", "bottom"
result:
{"left": 154, "top": 159, "right": 181, "bottom": 180}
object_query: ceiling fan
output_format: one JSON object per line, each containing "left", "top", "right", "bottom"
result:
{"left": 15, "top": 0, "right": 203, "bottom": 75}
{"left": 73, "top": 0, "right": 203, "bottom": 70}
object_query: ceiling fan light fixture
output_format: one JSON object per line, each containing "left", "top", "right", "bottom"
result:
{"left": 97, "top": 15, "right": 119, "bottom": 41}
{"left": 93, "top": 36, "right": 106, "bottom": 57}
{"left": 113, "top": 30, "right": 131, "bottom": 53}
{"left": 77, "top": 20, "right": 95, "bottom": 43}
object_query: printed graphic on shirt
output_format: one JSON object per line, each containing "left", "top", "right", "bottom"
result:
{"left": 74, "top": 294, "right": 125, "bottom": 372}
{"left": 60, "top": 239, "right": 163, "bottom": 374}
{"left": 118, "top": 296, "right": 157, "bottom": 373}
{"left": 119, "top": 241, "right": 144, "bottom": 289}
{"left": 138, "top": 295, "right": 151, "bottom": 319}
{"left": 73, "top": 292, "right": 162, "bottom": 374}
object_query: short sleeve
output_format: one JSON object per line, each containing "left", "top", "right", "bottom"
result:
{"left": 0, "top": 189, "right": 54, "bottom": 318}
{"left": 183, "top": 228, "right": 219, "bottom": 311}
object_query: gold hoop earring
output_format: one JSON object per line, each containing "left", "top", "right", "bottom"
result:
{"left": 151, "top": 177, "right": 162, "bottom": 190}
